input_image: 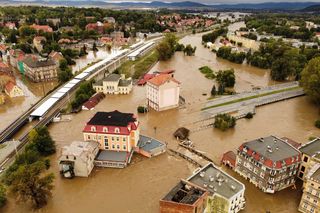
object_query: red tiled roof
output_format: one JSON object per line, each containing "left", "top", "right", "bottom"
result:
{"left": 221, "top": 151, "right": 236, "bottom": 167}
{"left": 147, "top": 73, "right": 180, "bottom": 87}
{"left": 5, "top": 81, "right": 16, "bottom": 93}
{"left": 31, "top": 24, "right": 53, "bottom": 33}
{"left": 281, "top": 137, "right": 301, "bottom": 149}
{"left": 137, "top": 73, "right": 156, "bottom": 86}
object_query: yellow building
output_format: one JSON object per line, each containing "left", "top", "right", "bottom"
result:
{"left": 298, "top": 162, "right": 320, "bottom": 213}
{"left": 298, "top": 138, "right": 320, "bottom": 180}
{"left": 4, "top": 81, "right": 24, "bottom": 98}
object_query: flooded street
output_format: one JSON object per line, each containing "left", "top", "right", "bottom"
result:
{"left": 0, "top": 73, "right": 57, "bottom": 131}
{"left": 3, "top": 31, "right": 320, "bottom": 213}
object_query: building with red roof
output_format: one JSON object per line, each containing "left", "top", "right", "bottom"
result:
{"left": 30, "top": 24, "right": 53, "bottom": 33}
{"left": 235, "top": 135, "right": 301, "bottom": 193}
{"left": 221, "top": 151, "right": 236, "bottom": 169}
{"left": 82, "top": 110, "right": 140, "bottom": 168}
{"left": 146, "top": 73, "right": 180, "bottom": 111}
{"left": 4, "top": 81, "right": 24, "bottom": 98}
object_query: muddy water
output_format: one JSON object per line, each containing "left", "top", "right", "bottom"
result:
{"left": 4, "top": 32, "right": 320, "bottom": 213}
{"left": 0, "top": 72, "right": 57, "bottom": 131}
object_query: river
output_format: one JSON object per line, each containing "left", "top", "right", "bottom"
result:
{"left": 3, "top": 27, "right": 320, "bottom": 213}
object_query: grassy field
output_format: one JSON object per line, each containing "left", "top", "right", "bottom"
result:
{"left": 202, "top": 86, "right": 301, "bottom": 111}
{"left": 116, "top": 50, "right": 159, "bottom": 79}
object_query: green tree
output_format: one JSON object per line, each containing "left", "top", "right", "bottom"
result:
{"left": 58, "top": 59, "right": 73, "bottom": 83}
{"left": 156, "top": 41, "right": 173, "bottom": 61}
{"left": 211, "top": 85, "right": 217, "bottom": 96}
{"left": 214, "top": 114, "right": 236, "bottom": 131}
{"left": 93, "top": 42, "right": 98, "bottom": 52}
{"left": 9, "top": 161, "right": 54, "bottom": 208}
{"left": 300, "top": 57, "right": 320, "bottom": 104}
{"left": 183, "top": 44, "right": 196, "bottom": 56}
{"left": 29, "top": 126, "right": 56, "bottom": 156}
{"left": 0, "top": 184, "right": 6, "bottom": 208}
{"left": 216, "top": 69, "right": 236, "bottom": 88}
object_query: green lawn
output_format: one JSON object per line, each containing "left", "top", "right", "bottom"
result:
{"left": 202, "top": 86, "right": 301, "bottom": 111}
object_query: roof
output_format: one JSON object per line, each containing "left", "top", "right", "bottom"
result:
{"left": 95, "top": 150, "right": 130, "bottom": 162}
{"left": 137, "top": 73, "right": 156, "bottom": 86}
{"left": 173, "top": 127, "right": 190, "bottom": 140}
{"left": 187, "top": 163, "right": 245, "bottom": 199}
{"left": 161, "top": 180, "right": 207, "bottom": 205}
{"left": 23, "top": 56, "right": 56, "bottom": 68}
{"left": 281, "top": 137, "right": 301, "bottom": 149}
{"left": 104, "top": 73, "right": 121, "bottom": 82}
{"left": 221, "top": 151, "right": 236, "bottom": 167}
{"left": 299, "top": 138, "right": 320, "bottom": 157}
{"left": 30, "top": 97, "right": 59, "bottom": 117}
{"left": 61, "top": 141, "right": 99, "bottom": 158}
{"left": 119, "top": 79, "right": 132, "bottom": 87}
{"left": 5, "top": 81, "right": 17, "bottom": 93}
{"left": 147, "top": 74, "right": 180, "bottom": 87}
{"left": 308, "top": 164, "right": 320, "bottom": 183}
{"left": 238, "top": 136, "right": 301, "bottom": 169}
{"left": 138, "top": 135, "right": 166, "bottom": 152}
{"left": 87, "top": 111, "right": 136, "bottom": 127}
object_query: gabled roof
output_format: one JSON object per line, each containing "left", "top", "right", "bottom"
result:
{"left": 5, "top": 81, "right": 17, "bottom": 93}
{"left": 104, "top": 73, "right": 121, "bottom": 82}
{"left": 147, "top": 73, "right": 180, "bottom": 87}
{"left": 23, "top": 56, "right": 56, "bottom": 68}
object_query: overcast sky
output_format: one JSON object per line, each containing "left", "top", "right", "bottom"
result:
{"left": 107, "top": 0, "right": 320, "bottom": 4}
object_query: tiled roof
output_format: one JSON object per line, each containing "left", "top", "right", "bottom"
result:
{"left": 5, "top": 81, "right": 16, "bottom": 93}
{"left": 147, "top": 73, "right": 180, "bottom": 86}
{"left": 23, "top": 56, "right": 56, "bottom": 68}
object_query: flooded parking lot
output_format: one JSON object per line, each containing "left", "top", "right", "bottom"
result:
{"left": 3, "top": 32, "right": 320, "bottom": 213}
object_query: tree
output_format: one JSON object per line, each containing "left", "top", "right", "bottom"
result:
{"left": 183, "top": 44, "right": 196, "bottom": 56}
{"left": 300, "top": 57, "right": 320, "bottom": 104}
{"left": 315, "top": 119, "right": 320, "bottom": 128}
{"left": 211, "top": 85, "right": 217, "bottom": 96}
{"left": 58, "top": 59, "right": 73, "bottom": 83}
{"left": 156, "top": 41, "right": 173, "bottom": 61}
{"left": 214, "top": 114, "right": 236, "bottom": 131}
{"left": 9, "top": 161, "right": 54, "bottom": 209}
{"left": 92, "top": 42, "right": 98, "bottom": 52}
{"left": 216, "top": 69, "right": 236, "bottom": 88}
{"left": 6, "top": 30, "right": 17, "bottom": 43}
{"left": 0, "top": 184, "right": 6, "bottom": 208}
{"left": 29, "top": 126, "right": 56, "bottom": 156}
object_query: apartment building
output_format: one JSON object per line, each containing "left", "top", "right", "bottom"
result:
{"left": 146, "top": 74, "right": 180, "bottom": 111}
{"left": 235, "top": 136, "right": 301, "bottom": 193}
{"left": 298, "top": 138, "right": 320, "bottom": 180}
{"left": 23, "top": 56, "right": 58, "bottom": 82}
{"left": 187, "top": 163, "right": 246, "bottom": 213}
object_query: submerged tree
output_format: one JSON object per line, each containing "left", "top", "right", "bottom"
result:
{"left": 214, "top": 114, "right": 236, "bottom": 131}
{"left": 9, "top": 161, "right": 54, "bottom": 209}
{"left": 300, "top": 57, "right": 320, "bottom": 104}
{"left": 28, "top": 126, "right": 56, "bottom": 156}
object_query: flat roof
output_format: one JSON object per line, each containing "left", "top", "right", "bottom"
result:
{"left": 128, "top": 42, "right": 154, "bottom": 58}
{"left": 56, "top": 87, "right": 71, "bottom": 93}
{"left": 187, "top": 163, "right": 244, "bottom": 199}
{"left": 64, "top": 82, "right": 76, "bottom": 88}
{"left": 138, "top": 135, "right": 166, "bottom": 152}
{"left": 74, "top": 72, "right": 89, "bottom": 80}
{"left": 69, "top": 79, "right": 81, "bottom": 84}
{"left": 95, "top": 150, "right": 129, "bottom": 162}
{"left": 309, "top": 164, "right": 320, "bottom": 183}
{"left": 130, "top": 40, "right": 144, "bottom": 49}
{"left": 30, "top": 97, "right": 59, "bottom": 117}
{"left": 243, "top": 136, "right": 300, "bottom": 162}
{"left": 51, "top": 92, "right": 65, "bottom": 99}
{"left": 299, "top": 138, "right": 320, "bottom": 157}
{"left": 162, "top": 180, "right": 206, "bottom": 205}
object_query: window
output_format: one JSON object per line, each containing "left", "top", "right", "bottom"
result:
{"left": 104, "top": 137, "right": 108, "bottom": 143}
{"left": 115, "top": 128, "right": 120, "bottom": 133}
{"left": 66, "top": 155, "right": 69, "bottom": 159}
{"left": 117, "top": 145, "right": 120, "bottom": 149}
{"left": 123, "top": 145, "right": 126, "bottom": 150}
{"left": 303, "top": 156, "right": 309, "bottom": 163}
{"left": 103, "top": 127, "right": 108, "bottom": 133}
{"left": 91, "top": 126, "right": 96, "bottom": 132}
{"left": 112, "top": 145, "right": 115, "bottom": 149}
{"left": 74, "top": 156, "right": 76, "bottom": 160}
{"left": 87, "top": 135, "right": 91, "bottom": 140}
{"left": 116, "top": 137, "right": 119, "bottom": 141}
{"left": 301, "top": 166, "right": 306, "bottom": 172}
{"left": 123, "top": 137, "right": 126, "bottom": 142}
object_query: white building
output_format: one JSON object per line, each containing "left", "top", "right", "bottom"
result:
{"left": 93, "top": 73, "right": 133, "bottom": 95}
{"left": 188, "top": 163, "right": 246, "bottom": 213}
{"left": 58, "top": 141, "right": 99, "bottom": 178}
{"left": 146, "top": 74, "right": 180, "bottom": 111}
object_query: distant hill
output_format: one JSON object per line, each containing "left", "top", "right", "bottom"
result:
{"left": 301, "top": 4, "right": 320, "bottom": 11}
{"left": 1, "top": 0, "right": 320, "bottom": 11}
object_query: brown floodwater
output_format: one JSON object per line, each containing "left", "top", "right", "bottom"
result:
{"left": 3, "top": 31, "right": 320, "bottom": 213}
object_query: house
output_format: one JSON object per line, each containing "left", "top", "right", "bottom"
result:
{"left": 33, "top": 36, "right": 46, "bottom": 52}
{"left": 9, "top": 49, "right": 25, "bottom": 68}
{"left": 5, "top": 22, "right": 16, "bottom": 30}
{"left": 146, "top": 73, "right": 180, "bottom": 111}
{"left": 82, "top": 110, "right": 139, "bottom": 168}
{"left": 137, "top": 73, "right": 156, "bottom": 86}
{"left": 187, "top": 163, "right": 246, "bottom": 213}
{"left": 110, "top": 31, "right": 124, "bottom": 40}
{"left": 58, "top": 141, "right": 99, "bottom": 178}
{"left": 49, "top": 51, "right": 64, "bottom": 65}
{"left": 82, "top": 92, "right": 105, "bottom": 111}
{"left": 100, "top": 37, "right": 113, "bottom": 45}
{"left": 85, "top": 22, "right": 110, "bottom": 34}
{"left": 298, "top": 162, "right": 320, "bottom": 213}
{"left": 221, "top": 151, "right": 236, "bottom": 169}
{"left": 93, "top": 73, "right": 133, "bottom": 95}
{"left": 159, "top": 179, "right": 208, "bottom": 213}
{"left": 4, "top": 81, "right": 24, "bottom": 98}
{"left": 31, "top": 24, "right": 53, "bottom": 33}
{"left": 136, "top": 135, "right": 166, "bottom": 158}
{"left": 103, "top": 17, "right": 116, "bottom": 24}
{"left": 235, "top": 136, "right": 301, "bottom": 193}
{"left": 23, "top": 56, "right": 58, "bottom": 82}
{"left": 298, "top": 138, "right": 320, "bottom": 180}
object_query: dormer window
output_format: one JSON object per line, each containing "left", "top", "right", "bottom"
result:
{"left": 115, "top": 128, "right": 120, "bottom": 133}
{"left": 103, "top": 127, "right": 108, "bottom": 133}
{"left": 91, "top": 126, "right": 96, "bottom": 132}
